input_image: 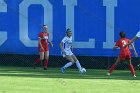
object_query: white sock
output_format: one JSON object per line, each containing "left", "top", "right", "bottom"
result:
{"left": 75, "top": 60, "right": 82, "bottom": 70}
{"left": 63, "top": 62, "right": 73, "bottom": 69}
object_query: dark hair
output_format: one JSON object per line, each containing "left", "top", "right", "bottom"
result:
{"left": 119, "top": 32, "right": 125, "bottom": 38}
{"left": 66, "top": 28, "right": 72, "bottom": 36}
{"left": 66, "top": 28, "right": 72, "bottom": 32}
{"left": 43, "top": 25, "right": 47, "bottom": 27}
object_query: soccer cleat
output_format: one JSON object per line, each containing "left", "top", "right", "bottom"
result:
{"left": 107, "top": 73, "right": 111, "bottom": 76}
{"left": 44, "top": 68, "right": 47, "bottom": 70}
{"left": 61, "top": 67, "right": 65, "bottom": 74}
{"left": 80, "top": 68, "right": 86, "bottom": 74}
{"left": 133, "top": 75, "right": 136, "bottom": 77}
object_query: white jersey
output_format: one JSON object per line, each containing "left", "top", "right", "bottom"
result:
{"left": 136, "top": 31, "right": 140, "bottom": 38}
{"left": 61, "top": 36, "right": 72, "bottom": 50}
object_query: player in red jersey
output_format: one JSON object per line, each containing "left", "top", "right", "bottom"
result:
{"left": 107, "top": 32, "right": 138, "bottom": 77}
{"left": 33, "top": 25, "right": 53, "bottom": 70}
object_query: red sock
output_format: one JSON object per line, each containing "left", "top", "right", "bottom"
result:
{"left": 44, "top": 59, "right": 48, "bottom": 68}
{"left": 34, "top": 58, "right": 41, "bottom": 64}
{"left": 129, "top": 64, "right": 135, "bottom": 76}
{"left": 109, "top": 64, "right": 117, "bottom": 73}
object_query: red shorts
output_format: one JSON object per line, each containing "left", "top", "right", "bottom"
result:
{"left": 38, "top": 46, "right": 49, "bottom": 52}
{"left": 119, "top": 54, "right": 131, "bottom": 60}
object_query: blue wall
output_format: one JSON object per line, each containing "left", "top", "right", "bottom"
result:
{"left": 0, "top": 0, "right": 140, "bottom": 56}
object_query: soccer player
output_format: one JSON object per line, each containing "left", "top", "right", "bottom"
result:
{"left": 60, "top": 28, "right": 83, "bottom": 73}
{"left": 107, "top": 32, "right": 138, "bottom": 77}
{"left": 33, "top": 25, "right": 53, "bottom": 70}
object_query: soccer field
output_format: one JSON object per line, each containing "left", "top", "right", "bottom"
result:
{"left": 0, "top": 67, "right": 140, "bottom": 93}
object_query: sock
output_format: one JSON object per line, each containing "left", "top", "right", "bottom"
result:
{"left": 63, "top": 62, "right": 73, "bottom": 69}
{"left": 109, "top": 64, "right": 117, "bottom": 74}
{"left": 44, "top": 59, "right": 48, "bottom": 68}
{"left": 129, "top": 64, "right": 135, "bottom": 76}
{"left": 34, "top": 58, "right": 41, "bottom": 64}
{"left": 75, "top": 60, "right": 82, "bottom": 71}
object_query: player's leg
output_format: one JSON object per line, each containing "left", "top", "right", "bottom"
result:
{"left": 39, "top": 52, "right": 45, "bottom": 67}
{"left": 108, "top": 56, "right": 120, "bottom": 75}
{"left": 33, "top": 52, "right": 44, "bottom": 69}
{"left": 44, "top": 51, "right": 49, "bottom": 70}
{"left": 61, "top": 55, "right": 74, "bottom": 73}
{"left": 127, "top": 58, "right": 136, "bottom": 77}
{"left": 71, "top": 54, "right": 82, "bottom": 71}
{"left": 63, "top": 55, "right": 74, "bottom": 69}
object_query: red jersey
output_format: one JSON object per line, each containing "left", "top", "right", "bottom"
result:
{"left": 115, "top": 38, "right": 131, "bottom": 59}
{"left": 38, "top": 32, "right": 49, "bottom": 52}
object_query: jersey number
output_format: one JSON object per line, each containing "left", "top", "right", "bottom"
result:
{"left": 122, "top": 40, "right": 126, "bottom": 47}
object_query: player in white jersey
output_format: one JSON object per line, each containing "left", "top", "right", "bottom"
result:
{"left": 60, "top": 28, "right": 82, "bottom": 73}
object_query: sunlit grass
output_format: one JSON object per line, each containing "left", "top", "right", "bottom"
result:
{"left": 0, "top": 67, "right": 140, "bottom": 93}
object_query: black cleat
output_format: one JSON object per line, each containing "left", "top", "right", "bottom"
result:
{"left": 44, "top": 68, "right": 47, "bottom": 70}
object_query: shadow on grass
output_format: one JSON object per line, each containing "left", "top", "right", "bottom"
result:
{"left": 0, "top": 66, "right": 140, "bottom": 80}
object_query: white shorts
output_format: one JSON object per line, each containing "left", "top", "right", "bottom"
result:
{"left": 61, "top": 49, "right": 73, "bottom": 57}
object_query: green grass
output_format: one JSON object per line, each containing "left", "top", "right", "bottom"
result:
{"left": 0, "top": 67, "right": 140, "bottom": 93}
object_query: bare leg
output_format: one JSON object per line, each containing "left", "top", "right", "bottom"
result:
{"left": 44, "top": 51, "right": 49, "bottom": 69}
{"left": 39, "top": 52, "right": 45, "bottom": 67}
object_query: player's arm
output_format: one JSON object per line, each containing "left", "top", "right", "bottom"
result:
{"left": 124, "top": 31, "right": 140, "bottom": 48}
{"left": 48, "top": 41, "right": 53, "bottom": 47}
{"left": 113, "top": 46, "right": 119, "bottom": 50}
{"left": 60, "top": 37, "right": 67, "bottom": 52}
{"left": 59, "top": 42, "right": 65, "bottom": 53}
{"left": 130, "top": 43, "right": 138, "bottom": 57}
{"left": 47, "top": 34, "right": 53, "bottom": 47}
{"left": 113, "top": 40, "right": 119, "bottom": 50}
{"left": 71, "top": 43, "right": 74, "bottom": 51}
{"left": 38, "top": 37, "right": 44, "bottom": 50}
{"left": 128, "top": 36, "right": 139, "bottom": 46}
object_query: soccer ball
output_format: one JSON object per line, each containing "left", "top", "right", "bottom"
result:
{"left": 80, "top": 68, "right": 86, "bottom": 73}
